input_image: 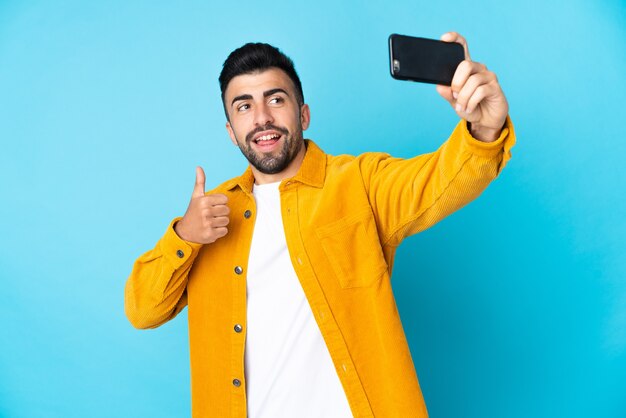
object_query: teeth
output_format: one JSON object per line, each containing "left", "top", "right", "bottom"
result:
{"left": 257, "top": 134, "right": 280, "bottom": 141}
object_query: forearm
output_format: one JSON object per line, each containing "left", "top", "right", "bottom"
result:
{"left": 397, "top": 116, "right": 515, "bottom": 239}
{"left": 124, "top": 218, "right": 202, "bottom": 329}
{"left": 367, "top": 116, "right": 515, "bottom": 246}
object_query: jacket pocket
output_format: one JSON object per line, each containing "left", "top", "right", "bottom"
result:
{"left": 315, "top": 208, "right": 388, "bottom": 289}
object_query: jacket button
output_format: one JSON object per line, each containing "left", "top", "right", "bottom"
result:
{"left": 244, "top": 210, "right": 252, "bottom": 219}
{"left": 234, "top": 266, "right": 243, "bottom": 275}
{"left": 233, "top": 378, "right": 241, "bottom": 387}
{"left": 176, "top": 250, "right": 184, "bottom": 258}
{"left": 234, "top": 324, "right": 243, "bottom": 333}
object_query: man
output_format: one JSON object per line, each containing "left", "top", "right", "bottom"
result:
{"left": 125, "top": 32, "right": 515, "bottom": 417}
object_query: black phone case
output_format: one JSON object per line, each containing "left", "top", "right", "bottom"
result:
{"left": 389, "top": 34, "right": 465, "bottom": 86}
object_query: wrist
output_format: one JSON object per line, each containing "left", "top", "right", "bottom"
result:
{"left": 173, "top": 220, "right": 189, "bottom": 241}
{"left": 468, "top": 122, "right": 501, "bottom": 143}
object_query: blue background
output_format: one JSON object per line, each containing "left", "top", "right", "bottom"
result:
{"left": 1, "top": 1, "right": 625, "bottom": 417}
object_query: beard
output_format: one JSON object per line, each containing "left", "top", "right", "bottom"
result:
{"left": 235, "top": 123, "right": 304, "bottom": 175}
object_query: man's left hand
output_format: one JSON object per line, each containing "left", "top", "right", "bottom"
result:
{"left": 435, "top": 32, "right": 509, "bottom": 143}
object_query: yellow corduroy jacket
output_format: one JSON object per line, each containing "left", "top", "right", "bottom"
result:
{"left": 125, "top": 117, "right": 515, "bottom": 417}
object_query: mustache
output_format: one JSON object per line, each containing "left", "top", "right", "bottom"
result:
{"left": 245, "top": 124, "right": 290, "bottom": 143}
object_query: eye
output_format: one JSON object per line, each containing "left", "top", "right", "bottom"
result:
{"left": 237, "top": 103, "right": 250, "bottom": 112}
{"left": 269, "top": 97, "right": 284, "bottom": 104}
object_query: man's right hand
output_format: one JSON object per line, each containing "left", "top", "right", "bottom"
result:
{"left": 174, "top": 167, "right": 230, "bottom": 244}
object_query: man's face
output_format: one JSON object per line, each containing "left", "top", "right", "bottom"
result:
{"left": 224, "top": 68, "right": 310, "bottom": 176}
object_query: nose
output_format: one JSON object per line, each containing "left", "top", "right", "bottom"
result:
{"left": 253, "top": 102, "right": 274, "bottom": 127}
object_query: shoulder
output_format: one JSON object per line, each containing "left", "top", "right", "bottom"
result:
{"left": 204, "top": 171, "right": 251, "bottom": 196}
{"left": 308, "top": 140, "right": 405, "bottom": 183}
{"left": 326, "top": 150, "right": 397, "bottom": 174}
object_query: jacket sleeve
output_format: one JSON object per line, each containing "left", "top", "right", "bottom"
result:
{"left": 361, "top": 116, "right": 516, "bottom": 247}
{"left": 124, "top": 217, "right": 203, "bottom": 329}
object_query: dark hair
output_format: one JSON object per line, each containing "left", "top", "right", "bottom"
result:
{"left": 219, "top": 43, "right": 304, "bottom": 119}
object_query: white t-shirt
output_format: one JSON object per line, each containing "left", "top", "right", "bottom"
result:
{"left": 245, "top": 181, "right": 353, "bottom": 418}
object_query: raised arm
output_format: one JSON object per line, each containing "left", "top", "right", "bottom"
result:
{"left": 124, "top": 167, "right": 230, "bottom": 329}
{"left": 362, "top": 32, "right": 515, "bottom": 247}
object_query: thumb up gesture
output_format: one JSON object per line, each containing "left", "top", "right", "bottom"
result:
{"left": 174, "top": 167, "right": 230, "bottom": 244}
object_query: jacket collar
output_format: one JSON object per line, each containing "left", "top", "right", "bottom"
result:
{"left": 225, "top": 139, "right": 327, "bottom": 193}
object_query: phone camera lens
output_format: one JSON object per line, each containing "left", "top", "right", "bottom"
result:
{"left": 393, "top": 59, "right": 400, "bottom": 72}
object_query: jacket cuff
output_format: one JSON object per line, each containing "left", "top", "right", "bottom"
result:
{"left": 159, "top": 217, "right": 203, "bottom": 269}
{"left": 458, "top": 115, "right": 516, "bottom": 173}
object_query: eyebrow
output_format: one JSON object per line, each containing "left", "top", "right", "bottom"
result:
{"left": 230, "top": 88, "right": 290, "bottom": 107}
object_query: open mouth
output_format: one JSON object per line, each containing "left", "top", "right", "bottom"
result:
{"left": 252, "top": 131, "right": 283, "bottom": 151}
{"left": 254, "top": 133, "right": 281, "bottom": 144}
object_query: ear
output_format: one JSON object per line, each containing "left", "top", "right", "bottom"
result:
{"left": 225, "top": 121, "right": 238, "bottom": 146}
{"left": 300, "top": 104, "right": 311, "bottom": 131}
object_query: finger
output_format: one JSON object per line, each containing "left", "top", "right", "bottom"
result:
{"left": 205, "top": 193, "right": 228, "bottom": 206}
{"left": 192, "top": 166, "right": 206, "bottom": 198}
{"left": 465, "top": 82, "right": 498, "bottom": 114}
{"left": 441, "top": 31, "right": 471, "bottom": 60}
{"left": 466, "top": 80, "right": 508, "bottom": 113}
{"left": 209, "top": 216, "right": 230, "bottom": 228}
{"left": 213, "top": 227, "right": 228, "bottom": 239}
{"left": 209, "top": 204, "right": 230, "bottom": 217}
{"left": 436, "top": 84, "right": 454, "bottom": 105}
{"left": 450, "top": 60, "right": 486, "bottom": 97}
{"left": 455, "top": 71, "right": 495, "bottom": 113}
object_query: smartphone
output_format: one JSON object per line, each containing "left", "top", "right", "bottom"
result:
{"left": 389, "top": 34, "right": 465, "bottom": 86}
